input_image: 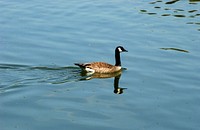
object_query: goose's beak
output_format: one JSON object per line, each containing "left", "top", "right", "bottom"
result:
{"left": 123, "top": 49, "right": 128, "bottom": 52}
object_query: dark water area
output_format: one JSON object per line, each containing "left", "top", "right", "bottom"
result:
{"left": 140, "top": 0, "right": 200, "bottom": 31}
{"left": 0, "top": 0, "right": 200, "bottom": 130}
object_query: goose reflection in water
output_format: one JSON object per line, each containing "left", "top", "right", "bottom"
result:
{"left": 80, "top": 70, "right": 127, "bottom": 94}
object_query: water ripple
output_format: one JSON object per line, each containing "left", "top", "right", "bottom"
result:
{"left": 0, "top": 64, "right": 82, "bottom": 93}
{"left": 140, "top": 0, "right": 200, "bottom": 31}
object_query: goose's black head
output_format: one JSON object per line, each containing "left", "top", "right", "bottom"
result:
{"left": 116, "top": 46, "right": 128, "bottom": 53}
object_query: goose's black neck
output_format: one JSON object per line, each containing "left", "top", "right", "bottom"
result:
{"left": 115, "top": 49, "right": 121, "bottom": 66}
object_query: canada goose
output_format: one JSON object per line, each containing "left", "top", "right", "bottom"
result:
{"left": 74, "top": 46, "right": 128, "bottom": 73}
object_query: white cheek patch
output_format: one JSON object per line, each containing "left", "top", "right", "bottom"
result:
{"left": 118, "top": 47, "right": 122, "bottom": 52}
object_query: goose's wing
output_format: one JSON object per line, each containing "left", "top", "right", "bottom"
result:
{"left": 74, "top": 62, "right": 112, "bottom": 68}
{"left": 90, "top": 62, "right": 121, "bottom": 73}
{"left": 90, "top": 62, "right": 113, "bottom": 68}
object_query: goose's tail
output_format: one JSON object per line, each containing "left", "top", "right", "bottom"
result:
{"left": 74, "top": 63, "right": 86, "bottom": 68}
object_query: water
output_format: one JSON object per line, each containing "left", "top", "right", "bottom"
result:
{"left": 0, "top": 0, "right": 200, "bottom": 130}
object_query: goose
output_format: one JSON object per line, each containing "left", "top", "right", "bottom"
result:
{"left": 74, "top": 46, "right": 128, "bottom": 74}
